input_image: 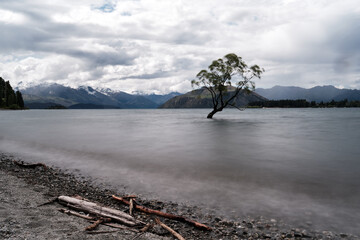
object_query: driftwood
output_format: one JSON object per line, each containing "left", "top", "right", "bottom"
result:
{"left": 130, "top": 223, "right": 154, "bottom": 240}
{"left": 58, "top": 196, "right": 140, "bottom": 226}
{"left": 129, "top": 198, "right": 134, "bottom": 216}
{"left": 155, "top": 218, "right": 185, "bottom": 240}
{"left": 13, "top": 160, "right": 47, "bottom": 169}
{"left": 85, "top": 218, "right": 111, "bottom": 231}
{"left": 59, "top": 208, "right": 140, "bottom": 233}
{"left": 112, "top": 195, "right": 212, "bottom": 231}
{"left": 86, "top": 230, "right": 119, "bottom": 234}
{"left": 140, "top": 223, "right": 153, "bottom": 232}
{"left": 58, "top": 208, "right": 95, "bottom": 220}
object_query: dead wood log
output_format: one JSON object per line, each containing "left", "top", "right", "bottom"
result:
{"left": 58, "top": 196, "right": 140, "bottom": 226}
{"left": 112, "top": 195, "right": 212, "bottom": 231}
{"left": 155, "top": 218, "right": 185, "bottom": 240}
{"left": 59, "top": 208, "right": 139, "bottom": 233}
{"left": 13, "top": 160, "right": 47, "bottom": 170}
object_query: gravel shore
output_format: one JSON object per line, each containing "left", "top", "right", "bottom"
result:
{"left": 0, "top": 152, "right": 358, "bottom": 240}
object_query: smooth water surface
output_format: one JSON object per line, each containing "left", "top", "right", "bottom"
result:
{"left": 1, "top": 108, "right": 359, "bottom": 234}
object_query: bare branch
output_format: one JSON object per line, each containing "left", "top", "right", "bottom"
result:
{"left": 155, "top": 218, "right": 185, "bottom": 240}
{"left": 228, "top": 103, "right": 246, "bottom": 111}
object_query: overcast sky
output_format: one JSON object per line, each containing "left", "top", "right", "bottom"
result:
{"left": 0, "top": 0, "right": 359, "bottom": 94}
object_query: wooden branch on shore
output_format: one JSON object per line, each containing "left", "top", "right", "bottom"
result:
{"left": 155, "top": 218, "right": 185, "bottom": 240}
{"left": 85, "top": 218, "right": 111, "bottom": 231}
{"left": 86, "top": 230, "right": 120, "bottom": 235}
{"left": 129, "top": 198, "right": 134, "bottom": 216}
{"left": 13, "top": 160, "right": 47, "bottom": 170}
{"left": 58, "top": 208, "right": 94, "bottom": 220}
{"left": 59, "top": 207, "right": 140, "bottom": 233}
{"left": 140, "top": 223, "right": 153, "bottom": 232}
{"left": 112, "top": 195, "right": 212, "bottom": 231}
{"left": 58, "top": 196, "right": 141, "bottom": 227}
{"left": 130, "top": 223, "right": 154, "bottom": 240}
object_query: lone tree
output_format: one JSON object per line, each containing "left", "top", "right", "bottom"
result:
{"left": 191, "top": 53, "right": 264, "bottom": 118}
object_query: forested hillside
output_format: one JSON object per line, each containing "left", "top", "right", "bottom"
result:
{"left": 0, "top": 77, "right": 25, "bottom": 109}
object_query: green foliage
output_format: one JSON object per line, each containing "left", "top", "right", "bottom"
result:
{"left": 9, "top": 104, "right": 21, "bottom": 110}
{"left": 47, "top": 104, "right": 67, "bottom": 109}
{"left": 16, "top": 91, "right": 25, "bottom": 108}
{"left": 248, "top": 99, "right": 310, "bottom": 108}
{"left": 191, "top": 53, "right": 264, "bottom": 118}
{"left": 0, "top": 77, "right": 25, "bottom": 109}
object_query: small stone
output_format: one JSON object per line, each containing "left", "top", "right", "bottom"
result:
{"left": 246, "top": 222, "right": 253, "bottom": 228}
{"left": 294, "top": 233, "right": 302, "bottom": 237}
{"left": 256, "top": 225, "right": 264, "bottom": 230}
{"left": 263, "top": 234, "right": 272, "bottom": 239}
{"left": 340, "top": 233, "right": 348, "bottom": 238}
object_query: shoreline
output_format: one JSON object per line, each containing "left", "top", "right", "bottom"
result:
{"left": 0, "top": 152, "right": 358, "bottom": 239}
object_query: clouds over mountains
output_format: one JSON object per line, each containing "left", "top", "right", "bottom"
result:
{"left": 0, "top": 0, "right": 359, "bottom": 94}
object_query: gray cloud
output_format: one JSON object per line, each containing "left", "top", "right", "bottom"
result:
{"left": 121, "top": 71, "right": 172, "bottom": 80}
{"left": 1, "top": 0, "right": 360, "bottom": 93}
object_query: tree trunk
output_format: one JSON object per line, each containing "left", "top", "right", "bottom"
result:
{"left": 207, "top": 109, "right": 217, "bottom": 119}
{"left": 207, "top": 107, "right": 223, "bottom": 119}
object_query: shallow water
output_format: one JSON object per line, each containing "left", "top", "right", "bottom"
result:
{"left": 1, "top": 108, "right": 360, "bottom": 234}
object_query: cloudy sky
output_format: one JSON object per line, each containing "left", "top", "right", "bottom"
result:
{"left": 0, "top": 0, "right": 359, "bottom": 94}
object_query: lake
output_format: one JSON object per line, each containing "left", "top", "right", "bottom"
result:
{"left": 1, "top": 108, "right": 360, "bottom": 234}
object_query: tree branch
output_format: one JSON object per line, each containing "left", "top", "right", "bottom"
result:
{"left": 228, "top": 103, "right": 246, "bottom": 111}
{"left": 204, "top": 86, "right": 217, "bottom": 108}
{"left": 155, "top": 218, "right": 185, "bottom": 240}
{"left": 112, "top": 195, "right": 212, "bottom": 231}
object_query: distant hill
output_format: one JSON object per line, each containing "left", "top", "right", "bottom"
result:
{"left": 255, "top": 85, "right": 360, "bottom": 102}
{"left": 68, "top": 103, "right": 120, "bottom": 109}
{"left": 25, "top": 102, "right": 66, "bottom": 109}
{"left": 22, "top": 84, "right": 176, "bottom": 109}
{"left": 160, "top": 87, "right": 267, "bottom": 108}
{"left": 106, "top": 91, "right": 158, "bottom": 109}
{"left": 141, "top": 92, "right": 182, "bottom": 105}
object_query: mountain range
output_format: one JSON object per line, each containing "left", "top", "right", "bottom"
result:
{"left": 21, "top": 84, "right": 360, "bottom": 109}
{"left": 160, "top": 87, "right": 267, "bottom": 108}
{"left": 255, "top": 85, "right": 360, "bottom": 102}
{"left": 22, "top": 84, "right": 181, "bottom": 109}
